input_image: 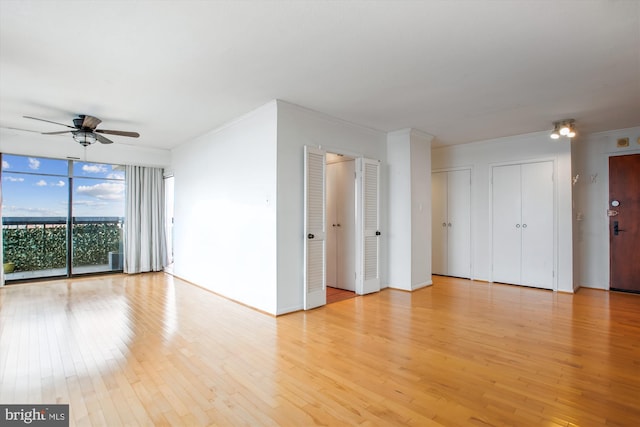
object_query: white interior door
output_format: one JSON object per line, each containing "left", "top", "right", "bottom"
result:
{"left": 325, "top": 162, "right": 338, "bottom": 288}
{"left": 356, "top": 158, "right": 380, "bottom": 295}
{"left": 431, "top": 171, "right": 448, "bottom": 275}
{"left": 447, "top": 169, "right": 471, "bottom": 278}
{"left": 337, "top": 160, "right": 356, "bottom": 291}
{"left": 492, "top": 164, "right": 522, "bottom": 285}
{"left": 304, "top": 146, "right": 326, "bottom": 310}
{"left": 521, "top": 161, "right": 554, "bottom": 289}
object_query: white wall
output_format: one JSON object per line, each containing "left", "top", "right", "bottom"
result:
{"left": 0, "top": 129, "right": 171, "bottom": 168}
{"left": 387, "top": 129, "right": 433, "bottom": 291}
{"left": 432, "top": 131, "right": 574, "bottom": 292}
{"left": 275, "top": 101, "right": 388, "bottom": 314}
{"left": 171, "top": 101, "right": 279, "bottom": 314}
{"left": 387, "top": 132, "right": 412, "bottom": 289}
{"left": 410, "top": 132, "right": 432, "bottom": 289}
{"left": 571, "top": 126, "right": 640, "bottom": 289}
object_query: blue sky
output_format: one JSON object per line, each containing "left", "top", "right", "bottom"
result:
{"left": 2, "top": 154, "right": 125, "bottom": 217}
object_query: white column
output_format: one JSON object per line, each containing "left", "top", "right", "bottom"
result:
{"left": 387, "top": 128, "right": 433, "bottom": 291}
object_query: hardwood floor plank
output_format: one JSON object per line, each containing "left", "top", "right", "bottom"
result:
{"left": 1, "top": 273, "right": 639, "bottom": 426}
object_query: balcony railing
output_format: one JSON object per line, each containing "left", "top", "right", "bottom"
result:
{"left": 2, "top": 216, "right": 124, "bottom": 280}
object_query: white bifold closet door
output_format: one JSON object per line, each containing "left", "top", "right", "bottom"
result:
{"left": 304, "top": 149, "right": 381, "bottom": 309}
{"left": 492, "top": 161, "right": 554, "bottom": 289}
{"left": 304, "top": 146, "right": 326, "bottom": 309}
{"left": 431, "top": 169, "right": 471, "bottom": 278}
{"left": 356, "top": 158, "right": 380, "bottom": 295}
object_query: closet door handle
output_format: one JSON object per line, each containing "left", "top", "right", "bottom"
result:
{"left": 516, "top": 224, "right": 520, "bottom": 228}
{"left": 522, "top": 224, "right": 527, "bottom": 228}
{"left": 442, "top": 222, "right": 447, "bottom": 227}
{"left": 308, "top": 233, "right": 315, "bottom": 239}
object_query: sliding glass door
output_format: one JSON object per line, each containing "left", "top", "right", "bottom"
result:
{"left": 71, "top": 162, "right": 125, "bottom": 275}
{"left": 1, "top": 154, "right": 125, "bottom": 281}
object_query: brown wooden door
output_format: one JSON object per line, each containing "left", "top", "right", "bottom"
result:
{"left": 609, "top": 154, "right": 640, "bottom": 292}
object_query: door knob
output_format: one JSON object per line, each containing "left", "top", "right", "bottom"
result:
{"left": 375, "top": 231, "right": 381, "bottom": 236}
{"left": 308, "top": 233, "right": 315, "bottom": 239}
{"left": 516, "top": 224, "right": 520, "bottom": 228}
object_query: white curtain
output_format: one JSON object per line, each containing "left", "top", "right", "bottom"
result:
{"left": 124, "top": 165, "right": 167, "bottom": 274}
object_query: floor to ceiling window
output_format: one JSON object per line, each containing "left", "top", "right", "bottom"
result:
{"left": 1, "top": 154, "right": 125, "bottom": 281}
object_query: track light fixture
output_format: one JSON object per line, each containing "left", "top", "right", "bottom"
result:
{"left": 551, "top": 119, "right": 576, "bottom": 140}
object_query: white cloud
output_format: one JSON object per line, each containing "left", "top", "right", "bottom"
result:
{"left": 53, "top": 180, "right": 65, "bottom": 187}
{"left": 3, "top": 176, "right": 24, "bottom": 182}
{"left": 2, "top": 160, "right": 9, "bottom": 169}
{"left": 82, "top": 164, "right": 107, "bottom": 174}
{"left": 28, "top": 158, "right": 40, "bottom": 170}
{"left": 35, "top": 180, "right": 47, "bottom": 186}
{"left": 76, "top": 182, "right": 124, "bottom": 200}
{"left": 107, "top": 172, "right": 125, "bottom": 180}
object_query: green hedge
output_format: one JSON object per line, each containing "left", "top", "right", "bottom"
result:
{"left": 3, "top": 223, "right": 122, "bottom": 272}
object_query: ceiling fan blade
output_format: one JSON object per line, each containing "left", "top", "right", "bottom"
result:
{"left": 23, "top": 116, "right": 75, "bottom": 129}
{"left": 81, "top": 115, "right": 102, "bottom": 130}
{"left": 95, "top": 133, "right": 114, "bottom": 144}
{"left": 95, "top": 129, "right": 140, "bottom": 138}
{"left": 42, "top": 130, "right": 73, "bottom": 135}
{"left": 1, "top": 126, "right": 42, "bottom": 133}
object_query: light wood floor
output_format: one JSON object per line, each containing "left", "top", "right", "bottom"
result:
{"left": 326, "top": 286, "right": 356, "bottom": 304}
{"left": 1, "top": 274, "right": 639, "bottom": 426}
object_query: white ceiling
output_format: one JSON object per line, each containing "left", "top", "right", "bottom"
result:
{"left": 1, "top": 1, "right": 639, "bottom": 151}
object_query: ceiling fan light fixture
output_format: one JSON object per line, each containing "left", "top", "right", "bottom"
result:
{"left": 72, "top": 130, "right": 97, "bottom": 146}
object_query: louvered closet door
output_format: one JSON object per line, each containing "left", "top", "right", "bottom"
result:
{"left": 357, "top": 158, "right": 380, "bottom": 295}
{"left": 304, "top": 146, "right": 326, "bottom": 310}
